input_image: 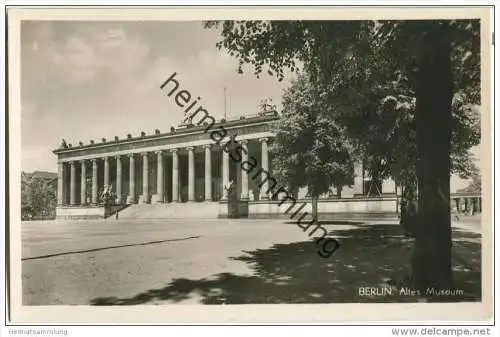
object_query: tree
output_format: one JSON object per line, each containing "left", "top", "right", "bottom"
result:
{"left": 21, "top": 173, "right": 57, "bottom": 220}
{"left": 451, "top": 96, "right": 481, "bottom": 179}
{"left": 313, "top": 57, "right": 480, "bottom": 214}
{"left": 379, "top": 21, "right": 479, "bottom": 291}
{"left": 21, "top": 173, "right": 33, "bottom": 219}
{"left": 457, "top": 172, "right": 481, "bottom": 194}
{"left": 205, "top": 19, "right": 480, "bottom": 292}
{"left": 271, "top": 73, "right": 354, "bottom": 221}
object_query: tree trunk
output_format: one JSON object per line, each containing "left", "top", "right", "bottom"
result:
{"left": 412, "top": 21, "right": 454, "bottom": 292}
{"left": 311, "top": 195, "right": 319, "bottom": 222}
{"left": 400, "top": 177, "right": 418, "bottom": 237}
{"left": 398, "top": 182, "right": 405, "bottom": 216}
{"left": 369, "top": 160, "right": 382, "bottom": 196}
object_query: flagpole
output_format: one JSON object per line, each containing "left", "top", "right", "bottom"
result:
{"left": 224, "top": 87, "right": 227, "bottom": 119}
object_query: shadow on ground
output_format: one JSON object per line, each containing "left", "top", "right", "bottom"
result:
{"left": 90, "top": 224, "right": 481, "bottom": 305}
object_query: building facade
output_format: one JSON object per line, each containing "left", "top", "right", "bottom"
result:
{"left": 53, "top": 111, "right": 480, "bottom": 220}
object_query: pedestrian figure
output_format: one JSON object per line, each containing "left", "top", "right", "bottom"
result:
{"left": 115, "top": 211, "right": 119, "bottom": 220}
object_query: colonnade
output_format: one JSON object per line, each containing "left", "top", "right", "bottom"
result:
{"left": 452, "top": 196, "right": 482, "bottom": 214}
{"left": 57, "top": 138, "right": 271, "bottom": 206}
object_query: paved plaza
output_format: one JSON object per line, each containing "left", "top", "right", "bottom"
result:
{"left": 22, "top": 218, "right": 482, "bottom": 305}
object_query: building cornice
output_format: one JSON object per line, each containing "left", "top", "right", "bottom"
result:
{"left": 56, "top": 131, "right": 276, "bottom": 163}
{"left": 53, "top": 113, "right": 279, "bottom": 155}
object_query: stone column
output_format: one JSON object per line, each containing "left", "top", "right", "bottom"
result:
{"left": 91, "top": 159, "right": 98, "bottom": 204}
{"left": 453, "top": 198, "right": 459, "bottom": 213}
{"left": 188, "top": 147, "right": 195, "bottom": 201}
{"left": 171, "top": 149, "right": 179, "bottom": 202}
{"left": 80, "top": 160, "right": 86, "bottom": 205}
{"left": 459, "top": 197, "right": 464, "bottom": 212}
{"left": 152, "top": 150, "right": 164, "bottom": 203}
{"left": 472, "top": 197, "right": 478, "bottom": 214}
{"left": 127, "top": 154, "right": 136, "bottom": 204}
{"left": 205, "top": 145, "right": 212, "bottom": 201}
{"left": 260, "top": 137, "right": 269, "bottom": 200}
{"left": 353, "top": 160, "right": 364, "bottom": 196}
{"left": 240, "top": 140, "right": 249, "bottom": 200}
{"left": 103, "top": 156, "right": 110, "bottom": 187}
{"left": 222, "top": 149, "right": 229, "bottom": 200}
{"left": 140, "top": 152, "right": 149, "bottom": 204}
{"left": 57, "top": 162, "right": 64, "bottom": 205}
{"left": 69, "top": 161, "right": 76, "bottom": 205}
{"left": 115, "top": 156, "right": 122, "bottom": 204}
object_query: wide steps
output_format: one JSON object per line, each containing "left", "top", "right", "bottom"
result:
{"left": 115, "top": 202, "right": 220, "bottom": 219}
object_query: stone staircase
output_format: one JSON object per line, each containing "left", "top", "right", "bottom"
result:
{"left": 114, "top": 202, "right": 220, "bottom": 219}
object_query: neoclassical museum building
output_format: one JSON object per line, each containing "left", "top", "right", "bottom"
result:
{"left": 53, "top": 110, "right": 480, "bottom": 220}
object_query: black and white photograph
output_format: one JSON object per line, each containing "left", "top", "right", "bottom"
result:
{"left": 6, "top": 6, "right": 493, "bottom": 325}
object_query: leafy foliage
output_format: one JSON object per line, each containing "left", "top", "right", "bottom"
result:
{"left": 204, "top": 20, "right": 480, "bottom": 184}
{"left": 21, "top": 173, "right": 57, "bottom": 220}
{"left": 271, "top": 73, "right": 354, "bottom": 205}
{"left": 457, "top": 172, "right": 481, "bottom": 194}
{"left": 205, "top": 19, "right": 481, "bottom": 290}
{"left": 451, "top": 96, "right": 481, "bottom": 179}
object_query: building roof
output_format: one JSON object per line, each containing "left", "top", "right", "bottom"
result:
{"left": 53, "top": 110, "right": 279, "bottom": 154}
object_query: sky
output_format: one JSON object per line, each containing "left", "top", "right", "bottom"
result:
{"left": 21, "top": 21, "right": 291, "bottom": 172}
{"left": 20, "top": 20, "right": 477, "bottom": 192}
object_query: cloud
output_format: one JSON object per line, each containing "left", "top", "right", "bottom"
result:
{"left": 140, "top": 46, "right": 290, "bottom": 122}
{"left": 21, "top": 101, "right": 37, "bottom": 128}
{"left": 33, "top": 26, "right": 150, "bottom": 88}
{"left": 91, "top": 28, "right": 150, "bottom": 79}
{"left": 22, "top": 147, "right": 57, "bottom": 172}
{"left": 20, "top": 22, "right": 292, "bottom": 172}
{"left": 50, "top": 36, "right": 96, "bottom": 85}
{"left": 20, "top": 20, "right": 482, "bottom": 193}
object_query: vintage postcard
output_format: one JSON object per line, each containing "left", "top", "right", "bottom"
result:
{"left": 6, "top": 6, "right": 493, "bottom": 324}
